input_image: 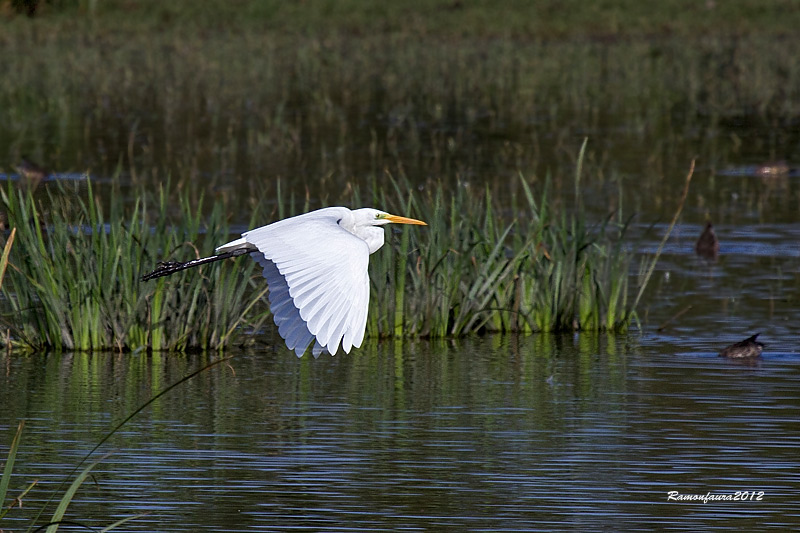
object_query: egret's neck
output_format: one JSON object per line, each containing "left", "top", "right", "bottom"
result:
{"left": 355, "top": 226, "right": 385, "bottom": 254}
{"left": 339, "top": 209, "right": 386, "bottom": 254}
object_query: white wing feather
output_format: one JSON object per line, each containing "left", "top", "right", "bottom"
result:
{"left": 244, "top": 209, "right": 371, "bottom": 357}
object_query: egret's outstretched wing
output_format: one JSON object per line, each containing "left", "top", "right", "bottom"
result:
{"left": 244, "top": 209, "right": 371, "bottom": 357}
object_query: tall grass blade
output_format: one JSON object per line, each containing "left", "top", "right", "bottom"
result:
{"left": 393, "top": 224, "right": 410, "bottom": 337}
{"left": 45, "top": 458, "right": 104, "bottom": 533}
{"left": 100, "top": 514, "right": 149, "bottom": 532}
{"left": 632, "top": 160, "right": 695, "bottom": 311}
{"left": 0, "top": 420, "right": 25, "bottom": 518}
{"left": 0, "top": 227, "right": 15, "bottom": 290}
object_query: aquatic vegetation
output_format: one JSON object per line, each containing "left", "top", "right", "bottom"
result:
{"left": 0, "top": 422, "right": 25, "bottom": 523}
{"left": 0, "top": 178, "right": 269, "bottom": 352}
{"left": 0, "top": 149, "right": 643, "bottom": 351}
{"left": 367, "top": 154, "right": 636, "bottom": 339}
{"left": 0, "top": 0, "right": 745, "bottom": 351}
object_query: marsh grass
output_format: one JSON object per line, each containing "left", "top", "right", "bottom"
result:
{"left": 0, "top": 421, "right": 25, "bottom": 522}
{"left": 9, "top": 0, "right": 798, "bottom": 37}
{"left": 0, "top": 149, "right": 641, "bottom": 352}
{"left": 0, "top": 178, "right": 269, "bottom": 352}
{"left": 367, "top": 171, "right": 636, "bottom": 339}
{"left": 1, "top": 16, "right": 798, "bottom": 219}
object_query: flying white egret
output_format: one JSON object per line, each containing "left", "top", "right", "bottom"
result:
{"left": 142, "top": 207, "right": 426, "bottom": 357}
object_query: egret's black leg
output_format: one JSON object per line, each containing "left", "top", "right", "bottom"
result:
{"left": 141, "top": 248, "right": 251, "bottom": 281}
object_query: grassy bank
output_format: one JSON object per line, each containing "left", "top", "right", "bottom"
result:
{"left": 1, "top": 1, "right": 799, "bottom": 217}
{"left": 2, "top": 27, "right": 798, "bottom": 216}
{"left": 0, "top": 153, "right": 640, "bottom": 352}
{"left": 4, "top": 0, "right": 799, "bottom": 39}
{"left": 368, "top": 175, "right": 634, "bottom": 338}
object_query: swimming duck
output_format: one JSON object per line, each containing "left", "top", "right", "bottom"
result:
{"left": 695, "top": 221, "right": 719, "bottom": 261}
{"left": 718, "top": 333, "right": 764, "bottom": 358}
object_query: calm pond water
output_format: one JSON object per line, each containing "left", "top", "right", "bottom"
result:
{"left": 1, "top": 330, "right": 799, "bottom": 531}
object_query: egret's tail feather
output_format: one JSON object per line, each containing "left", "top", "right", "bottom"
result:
{"left": 141, "top": 248, "right": 250, "bottom": 281}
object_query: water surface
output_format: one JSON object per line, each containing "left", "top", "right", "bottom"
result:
{"left": 2, "top": 334, "right": 798, "bottom": 532}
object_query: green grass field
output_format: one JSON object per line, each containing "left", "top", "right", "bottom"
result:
{"left": 4, "top": 0, "right": 799, "bottom": 38}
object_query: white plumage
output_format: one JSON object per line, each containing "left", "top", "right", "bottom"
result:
{"left": 214, "top": 207, "right": 425, "bottom": 357}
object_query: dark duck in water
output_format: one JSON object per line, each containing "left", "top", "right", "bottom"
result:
{"left": 719, "top": 333, "right": 764, "bottom": 359}
{"left": 695, "top": 221, "right": 719, "bottom": 261}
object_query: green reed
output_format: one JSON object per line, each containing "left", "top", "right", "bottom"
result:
{"left": 0, "top": 178, "right": 268, "bottom": 352}
{"left": 362, "top": 157, "right": 636, "bottom": 339}
{"left": 0, "top": 151, "right": 640, "bottom": 352}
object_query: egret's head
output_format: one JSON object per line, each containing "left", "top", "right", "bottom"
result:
{"left": 347, "top": 208, "right": 426, "bottom": 254}
{"left": 368, "top": 209, "right": 427, "bottom": 227}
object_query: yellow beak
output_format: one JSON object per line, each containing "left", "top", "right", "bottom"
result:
{"left": 384, "top": 214, "right": 427, "bottom": 226}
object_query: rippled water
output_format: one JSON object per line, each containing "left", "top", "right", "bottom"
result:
{"left": 2, "top": 329, "right": 799, "bottom": 531}
{"left": 635, "top": 215, "right": 800, "bottom": 345}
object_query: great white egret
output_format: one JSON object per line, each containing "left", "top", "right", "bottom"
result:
{"left": 142, "top": 207, "right": 426, "bottom": 357}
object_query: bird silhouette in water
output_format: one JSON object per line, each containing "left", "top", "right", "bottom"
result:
{"left": 719, "top": 333, "right": 764, "bottom": 359}
{"left": 695, "top": 221, "right": 719, "bottom": 261}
